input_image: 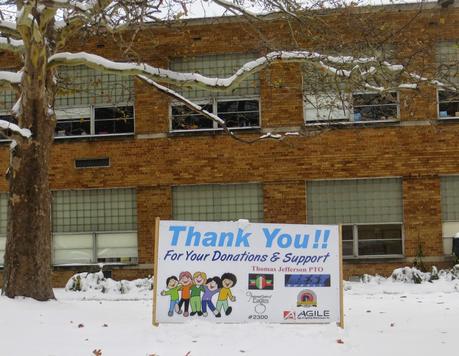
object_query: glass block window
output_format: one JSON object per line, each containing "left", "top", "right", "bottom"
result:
{"left": 441, "top": 176, "right": 459, "bottom": 222}
{"left": 55, "top": 65, "right": 134, "bottom": 107}
{"left": 170, "top": 53, "right": 259, "bottom": 100}
{"left": 0, "top": 193, "right": 7, "bottom": 265}
{"left": 52, "top": 188, "right": 138, "bottom": 265}
{"left": 307, "top": 178, "right": 403, "bottom": 257}
{"left": 440, "top": 176, "right": 459, "bottom": 254}
{"left": 437, "top": 41, "right": 459, "bottom": 86}
{"left": 173, "top": 183, "right": 263, "bottom": 222}
{"left": 437, "top": 42, "right": 459, "bottom": 119}
{"left": 52, "top": 188, "right": 137, "bottom": 233}
{"left": 0, "top": 88, "right": 16, "bottom": 114}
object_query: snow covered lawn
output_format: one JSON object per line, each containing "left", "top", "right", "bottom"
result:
{"left": 1, "top": 279, "right": 458, "bottom": 356}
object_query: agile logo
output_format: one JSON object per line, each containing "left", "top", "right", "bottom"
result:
{"left": 297, "top": 310, "right": 330, "bottom": 320}
{"left": 248, "top": 274, "right": 274, "bottom": 290}
{"left": 283, "top": 311, "right": 296, "bottom": 320}
{"left": 297, "top": 289, "right": 317, "bottom": 308}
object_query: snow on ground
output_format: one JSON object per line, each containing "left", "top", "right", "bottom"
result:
{"left": 1, "top": 271, "right": 459, "bottom": 356}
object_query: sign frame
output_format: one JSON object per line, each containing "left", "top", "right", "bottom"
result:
{"left": 152, "top": 218, "right": 344, "bottom": 328}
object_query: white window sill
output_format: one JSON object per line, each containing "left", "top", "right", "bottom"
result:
{"left": 438, "top": 116, "right": 459, "bottom": 120}
{"left": 305, "top": 119, "right": 399, "bottom": 126}
{"left": 54, "top": 133, "right": 134, "bottom": 139}
{"left": 170, "top": 126, "right": 261, "bottom": 134}
{"left": 343, "top": 254, "right": 404, "bottom": 260}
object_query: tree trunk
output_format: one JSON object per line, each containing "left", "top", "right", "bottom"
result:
{"left": 2, "top": 24, "right": 56, "bottom": 300}
{"left": 2, "top": 137, "right": 55, "bottom": 300}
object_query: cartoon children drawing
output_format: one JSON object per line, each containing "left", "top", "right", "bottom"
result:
{"left": 215, "top": 272, "right": 237, "bottom": 317}
{"left": 201, "top": 276, "right": 221, "bottom": 317}
{"left": 160, "top": 276, "right": 181, "bottom": 317}
{"left": 176, "top": 271, "right": 193, "bottom": 317}
{"left": 190, "top": 271, "right": 207, "bottom": 316}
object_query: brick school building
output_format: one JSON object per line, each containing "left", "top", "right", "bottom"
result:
{"left": 0, "top": 1, "right": 458, "bottom": 285}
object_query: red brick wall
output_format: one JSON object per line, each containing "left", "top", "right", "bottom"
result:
{"left": 1, "top": 6, "right": 459, "bottom": 285}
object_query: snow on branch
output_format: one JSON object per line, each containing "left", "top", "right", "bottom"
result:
{"left": 0, "top": 20, "right": 19, "bottom": 36}
{"left": 48, "top": 50, "right": 408, "bottom": 92}
{"left": 0, "top": 120, "right": 32, "bottom": 139}
{"left": 0, "top": 36, "right": 24, "bottom": 52}
{"left": 0, "top": 70, "right": 22, "bottom": 86}
{"left": 212, "top": 0, "right": 260, "bottom": 19}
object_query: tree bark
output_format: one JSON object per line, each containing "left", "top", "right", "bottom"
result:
{"left": 2, "top": 17, "right": 56, "bottom": 299}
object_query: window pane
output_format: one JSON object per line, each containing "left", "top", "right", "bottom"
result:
{"left": 356, "top": 224, "right": 403, "bottom": 256}
{"left": 94, "top": 106, "right": 134, "bottom": 135}
{"left": 173, "top": 183, "right": 263, "bottom": 222}
{"left": 304, "top": 93, "right": 351, "bottom": 122}
{"left": 55, "top": 117, "right": 91, "bottom": 137}
{"left": 342, "top": 225, "right": 353, "bottom": 240}
{"left": 53, "top": 234, "right": 94, "bottom": 264}
{"left": 357, "top": 224, "right": 402, "bottom": 241}
{"left": 217, "top": 100, "right": 260, "bottom": 128}
{"left": 358, "top": 239, "right": 403, "bottom": 256}
{"left": 439, "top": 90, "right": 459, "bottom": 118}
{"left": 97, "top": 232, "right": 138, "bottom": 263}
{"left": 353, "top": 92, "right": 398, "bottom": 121}
{"left": 343, "top": 240, "right": 353, "bottom": 256}
{"left": 171, "top": 104, "right": 214, "bottom": 130}
{"left": 307, "top": 178, "right": 403, "bottom": 224}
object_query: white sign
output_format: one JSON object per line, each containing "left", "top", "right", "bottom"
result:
{"left": 153, "top": 220, "right": 342, "bottom": 325}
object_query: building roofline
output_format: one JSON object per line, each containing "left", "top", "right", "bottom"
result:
{"left": 136, "top": 1, "right": 458, "bottom": 29}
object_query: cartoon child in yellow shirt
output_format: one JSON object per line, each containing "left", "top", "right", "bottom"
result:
{"left": 215, "top": 272, "right": 237, "bottom": 317}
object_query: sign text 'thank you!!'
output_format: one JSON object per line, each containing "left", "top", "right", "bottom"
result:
{"left": 167, "top": 225, "right": 331, "bottom": 250}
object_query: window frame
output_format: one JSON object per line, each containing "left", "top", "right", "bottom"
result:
{"left": 52, "top": 230, "right": 138, "bottom": 266}
{"left": 342, "top": 222, "right": 404, "bottom": 259}
{"left": 437, "top": 89, "right": 459, "bottom": 120}
{"left": 54, "top": 102, "right": 135, "bottom": 139}
{"left": 303, "top": 91, "right": 400, "bottom": 125}
{"left": 169, "top": 96, "right": 261, "bottom": 133}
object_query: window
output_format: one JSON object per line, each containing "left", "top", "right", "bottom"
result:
{"left": 440, "top": 176, "right": 459, "bottom": 254}
{"left": 52, "top": 188, "right": 138, "bottom": 265}
{"left": 0, "top": 193, "right": 6, "bottom": 265}
{"left": 170, "top": 54, "right": 260, "bottom": 131}
{"left": 54, "top": 66, "right": 134, "bottom": 138}
{"left": 437, "top": 41, "right": 459, "bottom": 119}
{"left": 172, "top": 183, "right": 263, "bottom": 222}
{"left": 304, "top": 91, "right": 398, "bottom": 123}
{"left": 307, "top": 178, "right": 403, "bottom": 257}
